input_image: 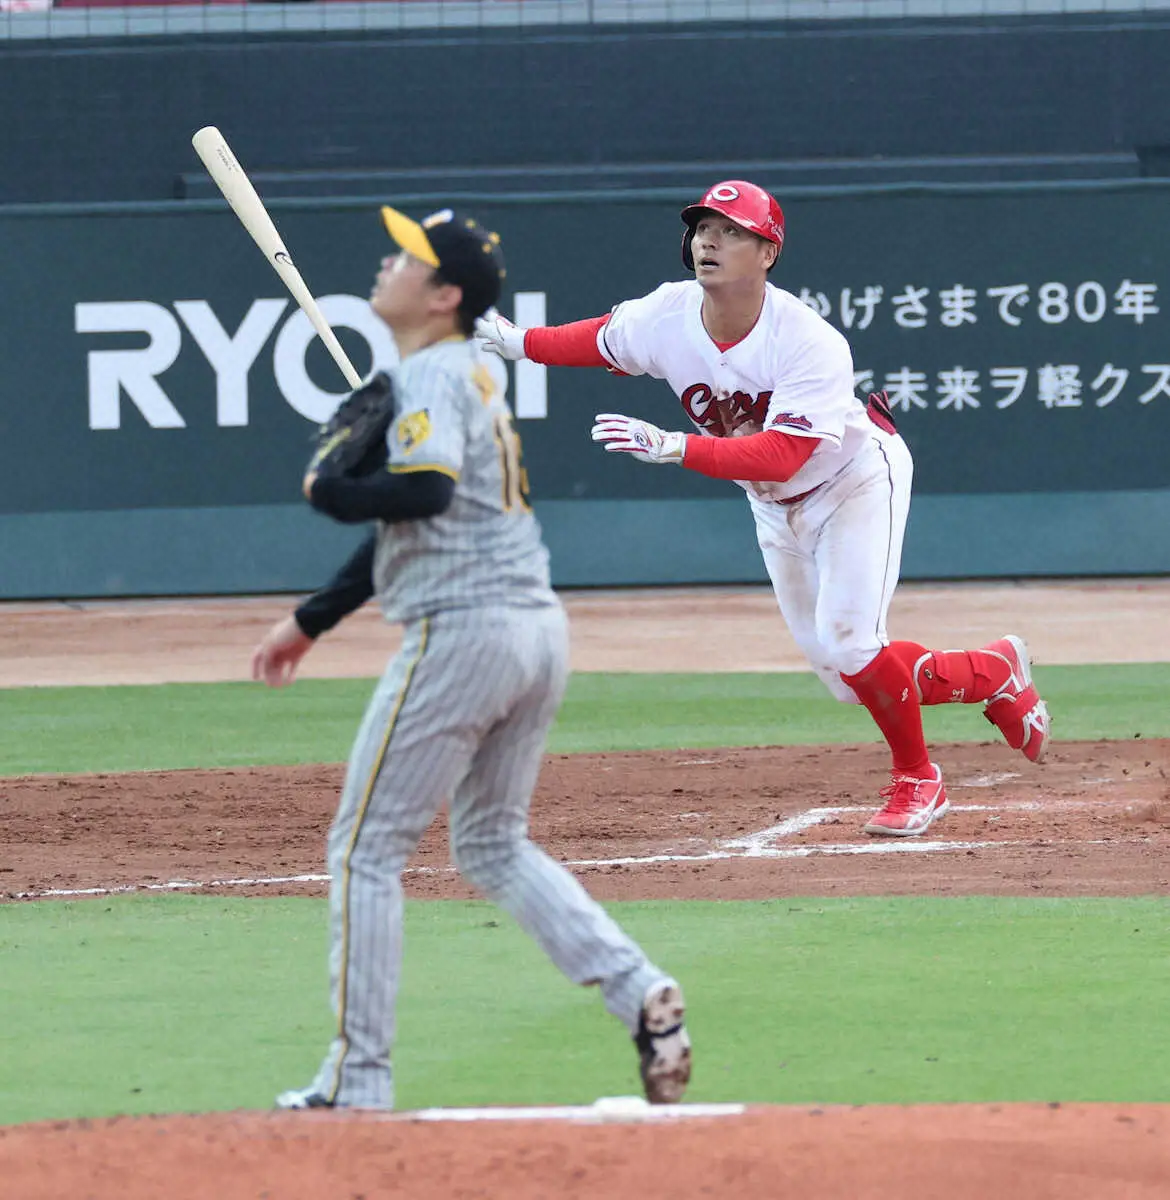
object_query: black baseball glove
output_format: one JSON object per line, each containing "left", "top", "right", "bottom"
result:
{"left": 307, "top": 370, "right": 396, "bottom": 480}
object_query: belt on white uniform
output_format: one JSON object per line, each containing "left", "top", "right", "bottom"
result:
{"left": 775, "top": 484, "right": 824, "bottom": 506}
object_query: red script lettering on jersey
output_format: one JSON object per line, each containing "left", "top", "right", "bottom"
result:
{"left": 680, "top": 384, "right": 772, "bottom": 434}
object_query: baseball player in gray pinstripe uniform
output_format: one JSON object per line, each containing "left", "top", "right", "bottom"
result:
{"left": 251, "top": 206, "right": 690, "bottom": 1110}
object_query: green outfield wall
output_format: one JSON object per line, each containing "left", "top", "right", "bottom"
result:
{"left": 1, "top": 183, "right": 1167, "bottom": 598}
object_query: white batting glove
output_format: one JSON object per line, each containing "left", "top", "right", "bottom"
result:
{"left": 474, "top": 309, "right": 529, "bottom": 361}
{"left": 591, "top": 413, "right": 686, "bottom": 464}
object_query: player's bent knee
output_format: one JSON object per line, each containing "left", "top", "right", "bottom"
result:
{"left": 790, "top": 638, "right": 866, "bottom": 704}
{"left": 819, "top": 668, "right": 863, "bottom": 704}
{"left": 819, "top": 645, "right": 884, "bottom": 699}
{"left": 809, "top": 622, "right": 884, "bottom": 682}
{"left": 450, "top": 840, "right": 520, "bottom": 896}
{"left": 827, "top": 642, "right": 884, "bottom": 678}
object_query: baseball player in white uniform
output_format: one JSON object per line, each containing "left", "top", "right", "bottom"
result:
{"left": 253, "top": 206, "right": 690, "bottom": 1110}
{"left": 476, "top": 180, "right": 1051, "bottom": 836}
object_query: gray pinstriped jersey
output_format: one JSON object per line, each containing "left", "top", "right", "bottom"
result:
{"left": 372, "top": 336, "right": 556, "bottom": 623}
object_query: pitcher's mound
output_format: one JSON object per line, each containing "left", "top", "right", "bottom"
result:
{"left": 2, "top": 1102, "right": 1167, "bottom": 1199}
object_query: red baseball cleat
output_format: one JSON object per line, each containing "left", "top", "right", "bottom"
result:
{"left": 864, "top": 763, "right": 949, "bottom": 837}
{"left": 981, "top": 635, "right": 1051, "bottom": 763}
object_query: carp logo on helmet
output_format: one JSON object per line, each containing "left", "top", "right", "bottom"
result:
{"left": 679, "top": 179, "right": 786, "bottom": 271}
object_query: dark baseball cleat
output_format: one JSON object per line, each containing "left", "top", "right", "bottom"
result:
{"left": 275, "top": 1086, "right": 334, "bottom": 1110}
{"left": 635, "top": 980, "right": 691, "bottom": 1104}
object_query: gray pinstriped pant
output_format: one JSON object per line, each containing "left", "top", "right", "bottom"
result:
{"left": 309, "top": 603, "right": 670, "bottom": 1108}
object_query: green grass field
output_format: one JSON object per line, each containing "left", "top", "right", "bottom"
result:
{"left": 1, "top": 663, "right": 1167, "bottom": 1126}
{"left": 1, "top": 663, "right": 1167, "bottom": 776}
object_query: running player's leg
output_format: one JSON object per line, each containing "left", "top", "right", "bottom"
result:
{"left": 807, "top": 436, "right": 951, "bottom": 832}
{"left": 809, "top": 436, "right": 933, "bottom": 777}
{"left": 821, "top": 445, "right": 1050, "bottom": 761}
{"left": 755, "top": 435, "right": 945, "bottom": 833}
{"left": 888, "top": 640, "right": 1012, "bottom": 703}
{"left": 447, "top": 605, "right": 676, "bottom": 1035}
{"left": 752, "top": 467, "right": 913, "bottom": 719}
{"left": 752, "top": 499, "right": 860, "bottom": 704}
{"left": 307, "top": 618, "right": 479, "bottom": 1108}
{"left": 885, "top": 636, "right": 1051, "bottom": 762}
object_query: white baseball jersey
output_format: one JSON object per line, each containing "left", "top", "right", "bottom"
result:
{"left": 597, "top": 280, "right": 874, "bottom": 502}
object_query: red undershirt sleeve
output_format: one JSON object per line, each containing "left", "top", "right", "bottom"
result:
{"left": 523, "top": 316, "right": 610, "bottom": 367}
{"left": 683, "top": 429, "right": 819, "bottom": 482}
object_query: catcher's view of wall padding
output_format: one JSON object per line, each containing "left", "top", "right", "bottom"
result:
{"left": 1, "top": 184, "right": 1168, "bottom": 599}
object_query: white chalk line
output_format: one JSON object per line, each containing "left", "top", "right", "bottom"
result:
{"left": 13, "top": 873, "right": 333, "bottom": 899}
{"left": 11, "top": 796, "right": 1136, "bottom": 901}
{"left": 1, "top": 804, "right": 991, "bottom": 896}
{"left": 396, "top": 1099, "right": 746, "bottom": 1124}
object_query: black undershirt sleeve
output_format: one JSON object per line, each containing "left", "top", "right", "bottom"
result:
{"left": 308, "top": 469, "right": 456, "bottom": 524}
{"left": 293, "top": 470, "right": 456, "bottom": 638}
{"left": 293, "top": 532, "right": 377, "bottom": 639}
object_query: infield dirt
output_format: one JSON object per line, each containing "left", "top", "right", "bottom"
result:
{"left": 2, "top": 581, "right": 1167, "bottom": 1199}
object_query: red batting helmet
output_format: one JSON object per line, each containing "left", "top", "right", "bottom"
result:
{"left": 680, "top": 180, "right": 785, "bottom": 272}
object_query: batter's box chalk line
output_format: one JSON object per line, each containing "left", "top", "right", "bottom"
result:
{"left": 380, "top": 1098, "right": 746, "bottom": 1124}
{"left": 12, "top": 798, "right": 1128, "bottom": 901}
{"left": 717, "top": 797, "right": 1107, "bottom": 857}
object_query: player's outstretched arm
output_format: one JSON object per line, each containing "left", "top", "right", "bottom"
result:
{"left": 476, "top": 310, "right": 611, "bottom": 368}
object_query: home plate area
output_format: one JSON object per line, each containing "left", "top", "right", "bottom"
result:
{"left": 5, "top": 738, "right": 1169, "bottom": 901}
